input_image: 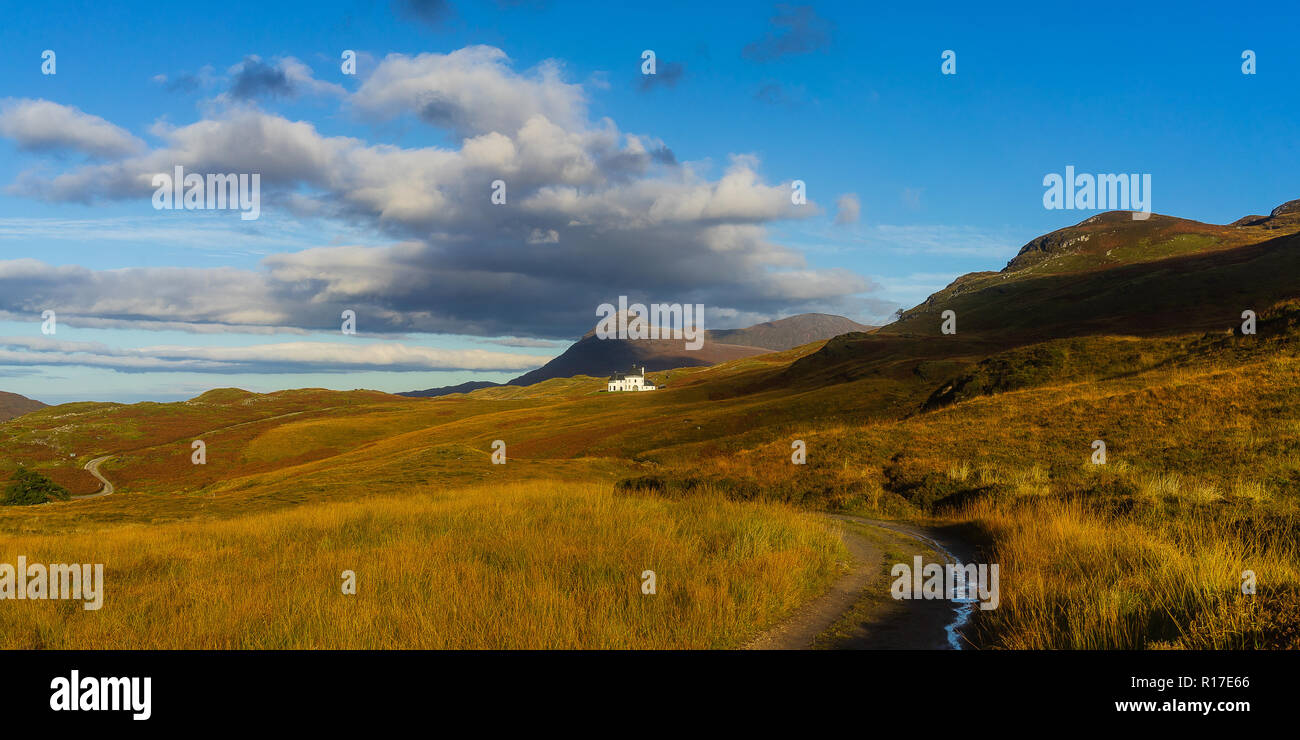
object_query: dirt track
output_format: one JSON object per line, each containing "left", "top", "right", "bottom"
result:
{"left": 71, "top": 455, "right": 115, "bottom": 499}
{"left": 745, "top": 514, "right": 975, "bottom": 650}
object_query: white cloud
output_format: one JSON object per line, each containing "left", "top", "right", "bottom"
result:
{"left": 351, "top": 46, "right": 586, "bottom": 138}
{"left": 0, "top": 99, "right": 144, "bottom": 158}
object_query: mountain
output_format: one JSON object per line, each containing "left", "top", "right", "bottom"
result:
{"left": 708, "top": 313, "right": 874, "bottom": 351}
{"left": 399, "top": 380, "right": 502, "bottom": 398}
{"left": 507, "top": 312, "right": 873, "bottom": 386}
{"left": 777, "top": 200, "right": 1300, "bottom": 388}
{"left": 398, "top": 313, "right": 874, "bottom": 394}
{"left": 885, "top": 202, "right": 1300, "bottom": 341}
{"left": 506, "top": 334, "right": 767, "bottom": 386}
{"left": 0, "top": 391, "right": 47, "bottom": 422}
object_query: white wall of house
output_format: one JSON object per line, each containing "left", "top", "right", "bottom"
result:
{"left": 607, "top": 371, "right": 657, "bottom": 392}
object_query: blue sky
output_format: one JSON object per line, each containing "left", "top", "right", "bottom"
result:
{"left": 1, "top": 0, "right": 1297, "bottom": 402}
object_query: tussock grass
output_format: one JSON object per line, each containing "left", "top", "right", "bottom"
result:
{"left": 961, "top": 495, "right": 1300, "bottom": 649}
{"left": 0, "top": 480, "right": 844, "bottom": 649}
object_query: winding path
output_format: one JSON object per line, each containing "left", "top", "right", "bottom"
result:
{"left": 745, "top": 514, "right": 976, "bottom": 650}
{"left": 62, "top": 408, "right": 325, "bottom": 504}
{"left": 71, "top": 455, "right": 115, "bottom": 500}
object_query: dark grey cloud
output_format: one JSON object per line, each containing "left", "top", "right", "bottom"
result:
{"left": 228, "top": 56, "right": 294, "bottom": 100}
{"left": 417, "top": 96, "right": 470, "bottom": 131}
{"left": 394, "top": 0, "right": 455, "bottom": 27}
{"left": 166, "top": 73, "right": 203, "bottom": 93}
{"left": 743, "top": 5, "right": 833, "bottom": 61}
{"left": 638, "top": 61, "right": 685, "bottom": 91}
{"left": 650, "top": 145, "right": 676, "bottom": 166}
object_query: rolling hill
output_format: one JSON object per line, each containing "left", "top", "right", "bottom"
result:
{"left": 0, "top": 391, "right": 46, "bottom": 422}
{"left": 399, "top": 380, "right": 501, "bottom": 398}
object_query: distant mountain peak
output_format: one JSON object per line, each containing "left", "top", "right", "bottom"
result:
{"left": 0, "top": 391, "right": 48, "bottom": 423}
{"left": 708, "top": 313, "right": 875, "bottom": 351}
{"left": 1230, "top": 198, "right": 1300, "bottom": 228}
{"left": 1271, "top": 199, "right": 1300, "bottom": 217}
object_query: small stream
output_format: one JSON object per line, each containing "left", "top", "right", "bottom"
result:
{"left": 919, "top": 534, "right": 977, "bottom": 651}
{"left": 868, "top": 520, "right": 975, "bottom": 650}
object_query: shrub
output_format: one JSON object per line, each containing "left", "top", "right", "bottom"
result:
{"left": 2, "top": 468, "right": 71, "bottom": 506}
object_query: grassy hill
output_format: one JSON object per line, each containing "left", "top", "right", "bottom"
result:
{"left": 886, "top": 206, "right": 1300, "bottom": 342}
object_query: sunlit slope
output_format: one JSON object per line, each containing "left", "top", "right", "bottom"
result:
{"left": 0, "top": 388, "right": 412, "bottom": 495}
{"left": 0, "top": 481, "right": 845, "bottom": 649}
{"left": 887, "top": 208, "right": 1300, "bottom": 341}
{"left": 709, "top": 308, "right": 1300, "bottom": 511}
{"left": 2, "top": 228, "right": 1297, "bottom": 649}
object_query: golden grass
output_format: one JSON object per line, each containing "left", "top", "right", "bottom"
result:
{"left": 961, "top": 495, "right": 1300, "bottom": 649}
{"left": 0, "top": 480, "right": 845, "bottom": 649}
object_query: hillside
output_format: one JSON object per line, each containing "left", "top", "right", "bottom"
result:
{"left": 880, "top": 203, "right": 1300, "bottom": 344}
{"left": 0, "top": 391, "right": 46, "bottom": 422}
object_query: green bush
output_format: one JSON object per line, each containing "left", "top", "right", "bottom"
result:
{"left": 2, "top": 467, "right": 71, "bottom": 506}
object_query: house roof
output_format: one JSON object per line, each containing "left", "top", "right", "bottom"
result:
{"left": 608, "top": 365, "right": 646, "bottom": 381}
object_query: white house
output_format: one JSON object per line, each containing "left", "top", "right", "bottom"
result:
{"left": 607, "top": 366, "right": 658, "bottom": 392}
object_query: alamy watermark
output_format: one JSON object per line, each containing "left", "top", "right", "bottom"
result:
{"left": 152, "top": 165, "right": 261, "bottom": 220}
{"left": 891, "top": 556, "right": 999, "bottom": 610}
{"left": 1, "top": 556, "right": 104, "bottom": 610}
{"left": 595, "top": 297, "right": 705, "bottom": 350}
{"left": 50, "top": 670, "right": 150, "bottom": 720}
{"left": 1043, "top": 165, "right": 1151, "bottom": 220}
